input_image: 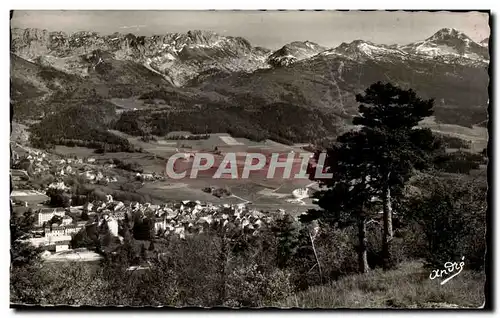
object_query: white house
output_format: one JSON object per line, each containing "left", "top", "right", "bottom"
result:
{"left": 96, "top": 171, "right": 104, "bottom": 181}
{"left": 37, "top": 208, "right": 66, "bottom": 226}
{"left": 64, "top": 225, "right": 82, "bottom": 235}
{"left": 154, "top": 218, "right": 167, "bottom": 235}
{"left": 48, "top": 181, "right": 70, "bottom": 191}
{"left": 46, "top": 224, "right": 66, "bottom": 237}
{"left": 113, "top": 201, "right": 125, "bottom": 211}
{"left": 62, "top": 215, "right": 73, "bottom": 225}
{"left": 106, "top": 217, "right": 119, "bottom": 237}
{"left": 55, "top": 241, "right": 70, "bottom": 252}
{"left": 82, "top": 171, "right": 96, "bottom": 181}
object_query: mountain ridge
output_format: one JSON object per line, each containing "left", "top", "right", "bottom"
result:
{"left": 11, "top": 27, "right": 273, "bottom": 86}
{"left": 11, "top": 26, "right": 490, "bottom": 145}
{"left": 11, "top": 27, "right": 489, "bottom": 87}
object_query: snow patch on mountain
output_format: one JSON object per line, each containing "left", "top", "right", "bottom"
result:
{"left": 267, "top": 40, "right": 327, "bottom": 67}
{"left": 480, "top": 37, "right": 489, "bottom": 47}
{"left": 321, "top": 40, "right": 408, "bottom": 63}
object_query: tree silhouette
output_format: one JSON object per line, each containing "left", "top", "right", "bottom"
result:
{"left": 354, "top": 82, "right": 436, "bottom": 269}
{"left": 148, "top": 240, "right": 155, "bottom": 251}
{"left": 81, "top": 210, "right": 89, "bottom": 221}
{"left": 303, "top": 130, "right": 381, "bottom": 273}
{"left": 271, "top": 214, "right": 299, "bottom": 269}
{"left": 140, "top": 244, "right": 147, "bottom": 260}
{"left": 46, "top": 188, "right": 71, "bottom": 207}
{"left": 309, "top": 82, "right": 437, "bottom": 270}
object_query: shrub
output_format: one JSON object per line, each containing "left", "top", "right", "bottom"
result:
{"left": 112, "top": 159, "right": 143, "bottom": 173}
{"left": 289, "top": 224, "right": 358, "bottom": 290}
{"left": 46, "top": 188, "right": 71, "bottom": 208}
{"left": 88, "top": 189, "right": 108, "bottom": 202}
{"left": 120, "top": 182, "right": 143, "bottom": 192}
{"left": 404, "top": 175, "right": 486, "bottom": 270}
{"left": 202, "top": 187, "right": 212, "bottom": 194}
{"left": 212, "top": 188, "right": 231, "bottom": 198}
{"left": 140, "top": 135, "right": 157, "bottom": 142}
{"left": 433, "top": 151, "right": 484, "bottom": 174}
{"left": 225, "top": 263, "right": 293, "bottom": 307}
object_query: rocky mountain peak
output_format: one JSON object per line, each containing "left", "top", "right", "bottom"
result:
{"left": 11, "top": 27, "right": 271, "bottom": 86}
{"left": 427, "top": 28, "right": 465, "bottom": 40}
{"left": 425, "top": 28, "right": 478, "bottom": 48}
{"left": 267, "top": 40, "right": 326, "bottom": 67}
{"left": 186, "top": 29, "right": 220, "bottom": 45}
{"left": 401, "top": 28, "right": 489, "bottom": 63}
{"left": 480, "top": 37, "right": 489, "bottom": 47}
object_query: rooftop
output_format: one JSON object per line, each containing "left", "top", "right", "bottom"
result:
{"left": 11, "top": 190, "right": 49, "bottom": 204}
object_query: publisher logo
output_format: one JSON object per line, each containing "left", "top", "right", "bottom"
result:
{"left": 429, "top": 256, "right": 465, "bottom": 285}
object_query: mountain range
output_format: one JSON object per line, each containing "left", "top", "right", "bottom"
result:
{"left": 10, "top": 27, "right": 490, "bottom": 145}
{"left": 11, "top": 27, "right": 489, "bottom": 82}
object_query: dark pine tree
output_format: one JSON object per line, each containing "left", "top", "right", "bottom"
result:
{"left": 353, "top": 82, "right": 436, "bottom": 269}
{"left": 148, "top": 240, "right": 155, "bottom": 251}
{"left": 303, "top": 130, "right": 381, "bottom": 273}
{"left": 308, "top": 82, "right": 437, "bottom": 270}
{"left": 271, "top": 213, "right": 299, "bottom": 269}
{"left": 140, "top": 244, "right": 147, "bottom": 261}
{"left": 81, "top": 210, "right": 89, "bottom": 221}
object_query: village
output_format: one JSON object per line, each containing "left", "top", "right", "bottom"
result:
{"left": 10, "top": 142, "right": 285, "bottom": 262}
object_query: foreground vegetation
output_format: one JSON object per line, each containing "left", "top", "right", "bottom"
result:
{"left": 10, "top": 168, "right": 486, "bottom": 307}
{"left": 274, "top": 261, "right": 484, "bottom": 308}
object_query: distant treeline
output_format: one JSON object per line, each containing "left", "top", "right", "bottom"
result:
{"left": 433, "top": 107, "right": 488, "bottom": 129}
{"left": 29, "top": 103, "right": 137, "bottom": 153}
{"left": 435, "top": 134, "right": 472, "bottom": 149}
{"left": 141, "top": 134, "right": 211, "bottom": 142}
{"left": 166, "top": 134, "right": 210, "bottom": 141}
{"left": 46, "top": 176, "right": 152, "bottom": 206}
{"left": 56, "top": 138, "right": 139, "bottom": 153}
{"left": 111, "top": 158, "right": 144, "bottom": 173}
{"left": 433, "top": 150, "right": 486, "bottom": 174}
{"left": 114, "top": 101, "right": 343, "bottom": 145}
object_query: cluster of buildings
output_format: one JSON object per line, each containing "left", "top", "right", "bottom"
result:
{"left": 25, "top": 195, "right": 273, "bottom": 252}
{"left": 27, "top": 207, "right": 89, "bottom": 252}
{"left": 50, "top": 156, "right": 119, "bottom": 185}
{"left": 135, "top": 172, "right": 165, "bottom": 182}
{"left": 10, "top": 145, "right": 119, "bottom": 254}
{"left": 286, "top": 187, "right": 310, "bottom": 205}
{"left": 10, "top": 143, "right": 289, "bottom": 260}
{"left": 150, "top": 200, "right": 272, "bottom": 239}
{"left": 11, "top": 145, "right": 120, "bottom": 190}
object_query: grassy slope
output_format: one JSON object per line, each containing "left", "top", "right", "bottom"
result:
{"left": 271, "top": 261, "right": 484, "bottom": 308}
{"left": 420, "top": 116, "right": 488, "bottom": 153}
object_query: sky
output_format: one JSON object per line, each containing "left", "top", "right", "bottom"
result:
{"left": 10, "top": 10, "right": 490, "bottom": 50}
